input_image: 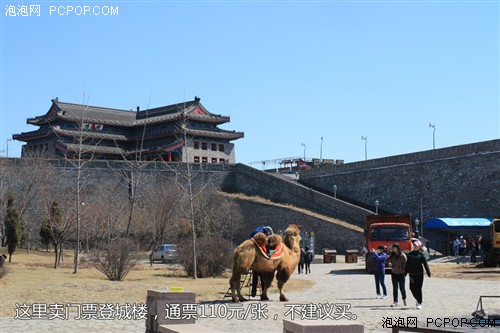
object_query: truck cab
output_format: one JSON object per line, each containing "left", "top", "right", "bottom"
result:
{"left": 365, "top": 214, "right": 413, "bottom": 272}
{"left": 483, "top": 218, "right": 500, "bottom": 267}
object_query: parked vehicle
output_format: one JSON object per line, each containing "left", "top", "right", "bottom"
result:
{"left": 483, "top": 218, "right": 500, "bottom": 267}
{"left": 365, "top": 214, "right": 413, "bottom": 272}
{"left": 150, "top": 244, "right": 177, "bottom": 263}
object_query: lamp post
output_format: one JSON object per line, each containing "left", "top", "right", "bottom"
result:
{"left": 375, "top": 199, "right": 379, "bottom": 215}
{"left": 429, "top": 124, "right": 436, "bottom": 150}
{"left": 301, "top": 143, "right": 306, "bottom": 161}
{"left": 6, "top": 139, "right": 12, "bottom": 158}
{"left": 361, "top": 136, "right": 367, "bottom": 160}
{"left": 420, "top": 196, "right": 424, "bottom": 238}
{"left": 333, "top": 184, "right": 337, "bottom": 198}
{"left": 415, "top": 218, "right": 420, "bottom": 238}
{"left": 320, "top": 137, "right": 323, "bottom": 164}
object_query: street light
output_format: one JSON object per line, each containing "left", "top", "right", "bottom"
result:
{"left": 429, "top": 124, "right": 436, "bottom": 150}
{"left": 375, "top": 199, "right": 379, "bottom": 215}
{"left": 333, "top": 185, "right": 337, "bottom": 198}
{"left": 6, "top": 139, "right": 12, "bottom": 158}
{"left": 320, "top": 137, "right": 323, "bottom": 164}
{"left": 301, "top": 143, "right": 306, "bottom": 161}
{"left": 415, "top": 218, "right": 420, "bottom": 237}
{"left": 361, "top": 136, "right": 367, "bottom": 160}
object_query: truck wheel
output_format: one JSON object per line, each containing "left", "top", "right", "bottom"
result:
{"left": 365, "top": 254, "right": 373, "bottom": 274}
{"left": 483, "top": 251, "right": 496, "bottom": 267}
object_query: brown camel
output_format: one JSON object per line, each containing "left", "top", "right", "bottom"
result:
{"left": 229, "top": 224, "right": 301, "bottom": 302}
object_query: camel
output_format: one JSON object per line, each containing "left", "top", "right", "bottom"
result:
{"left": 229, "top": 224, "right": 301, "bottom": 302}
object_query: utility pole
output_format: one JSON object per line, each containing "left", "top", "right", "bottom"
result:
{"left": 301, "top": 143, "right": 306, "bottom": 161}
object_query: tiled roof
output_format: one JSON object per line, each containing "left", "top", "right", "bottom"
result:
{"left": 42, "top": 97, "right": 231, "bottom": 127}
{"left": 56, "top": 102, "right": 136, "bottom": 125}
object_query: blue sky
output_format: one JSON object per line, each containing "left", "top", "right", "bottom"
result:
{"left": 1, "top": 0, "right": 499, "bottom": 164}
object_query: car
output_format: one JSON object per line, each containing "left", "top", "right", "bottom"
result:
{"left": 150, "top": 244, "right": 177, "bottom": 263}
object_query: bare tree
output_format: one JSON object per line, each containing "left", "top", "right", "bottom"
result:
{"left": 140, "top": 176, "right": 181, "bottom": 250}
{"left": 49, "top": 94, "right": 102, "bottom": 273}
{"left": 40, "top": 199, "right": 76, "bottom": 269}
{"left": 84, "top": 185, "right": 129, "bottom": 247}
{"left": 9, "top": 151, "right": 50, "bottom": 254}
{"left": 106, "top": 100, "right": 152, "bottom": 242}
{"left": 173, "top": 107, "right": 204, "bottom": 279}
{"left": 38, "top": 164, "right": 76, "bottom": 268}
{"left": 87, "top": 185, "right": 139, "bottom": 281}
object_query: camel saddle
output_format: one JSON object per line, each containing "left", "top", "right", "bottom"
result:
{"left": 251, "top": 238, "right": 285, "bottom": 260}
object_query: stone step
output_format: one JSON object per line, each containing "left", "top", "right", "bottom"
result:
{"left": 283, "top": 319, "right": 364, "bottom": 333}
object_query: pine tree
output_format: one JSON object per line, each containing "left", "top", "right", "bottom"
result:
{"left": 5, "top": 193, "right": 22, "bottom": 263}
{"left": 39, "top": 219, "right": 52, "bottom": 252}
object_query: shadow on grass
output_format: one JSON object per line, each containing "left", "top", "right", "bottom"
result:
{"left": 457, "top": 270, "right": 500, "bottom": 274}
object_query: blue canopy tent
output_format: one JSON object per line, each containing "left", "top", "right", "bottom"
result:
{"left": 424, "top": 218, "right": 493, "bottom": 256}
{"left": 425, "top": 218, "right": 493, "bottom": 229}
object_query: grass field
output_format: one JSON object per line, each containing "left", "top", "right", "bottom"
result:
{"left": 0, "top": 248, "right": 314, "bottom": 317}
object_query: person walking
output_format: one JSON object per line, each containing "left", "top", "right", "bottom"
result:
{"left": 304, "top": 246, "right": 314, "bottom": 274}
{"left": 249, "top": 226, "right": 273, "bottom": 298}
{"left": 388, "top": 243, "right": 407, "bottom": 307}
{"left": 405, "top": 239, "right": 431, "bottom": 310}
{"left": 453, "top": 237, "right": 460, "bottom": 257}
{"left": 459, "top": 236, "right": 467, "bottom": 256}
{"left": 470, "top": 239, "right": 477, "bottom": 263}
{"left": 298, "top": 247, "right": 306, "bottom": 274}
{"left": 370, "top": 245, "right": 388, "bottom": 299}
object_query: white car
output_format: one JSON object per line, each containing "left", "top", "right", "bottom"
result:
{"left": 150, "top": 244, "right": 177, "bottom": 263}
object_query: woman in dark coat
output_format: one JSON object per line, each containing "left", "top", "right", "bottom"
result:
{"left": 405, "top": 239, "right": 431, "bottom": 310}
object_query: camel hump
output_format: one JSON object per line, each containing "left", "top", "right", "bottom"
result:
{"left": 267, "top": 234, "right": 282, "bottom": 247}
{"left": 253, "top": 232, "right": 267, "bottom": 246}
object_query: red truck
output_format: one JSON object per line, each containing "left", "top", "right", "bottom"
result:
{"left": 365, "top": 214, "right": 413, "bottom": 272}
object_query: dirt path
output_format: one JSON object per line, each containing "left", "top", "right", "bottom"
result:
{"left": 2, "top": 257, "right": 499, "bottom": 332}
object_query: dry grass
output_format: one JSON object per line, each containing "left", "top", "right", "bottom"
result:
{"left": 0, "top": 248, "right": 313, "bottom": 317}
{"left": 429, "top": 262, "right": 500, "bottom": 281}
{"left": 221, "top": 192, "right": 364, "bottom": 233}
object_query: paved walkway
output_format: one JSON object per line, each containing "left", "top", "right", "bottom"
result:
{"left": 1, "top": 259, "right": 499, "bottom": 332}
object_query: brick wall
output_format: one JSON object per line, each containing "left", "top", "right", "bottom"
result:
{"left": 299, "top": 139, "right": 500, "bottom": 222}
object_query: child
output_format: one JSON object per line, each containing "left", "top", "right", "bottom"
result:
{"left": 405, "top": 239, "right": 431, "bottom": 310}
{"left": 388, "top": 243, "right": 407, "bottom": 307}
{"left": 370, "top": 245, "right": 387, "bottom": 299}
